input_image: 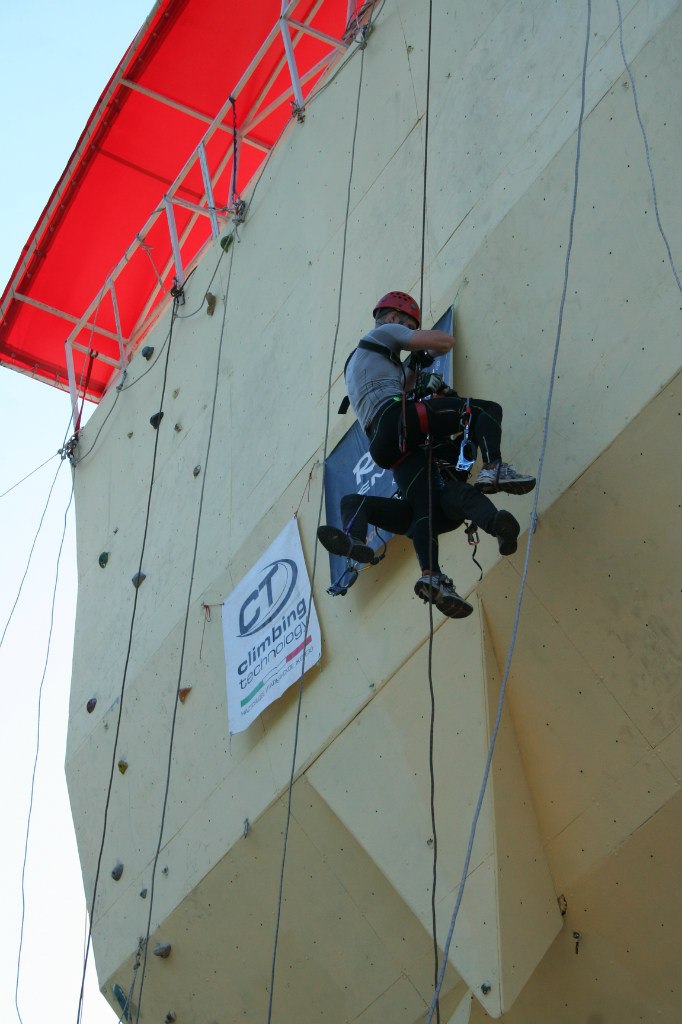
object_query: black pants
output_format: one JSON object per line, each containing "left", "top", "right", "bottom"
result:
{"left": 341, "top": 465, "right": 498, "bottom": 574}
{"left": 361, "top": 397, "right": 501, "bottom": 572}
{"left": 369, "top": 394, "right": 503, "bottom": 468}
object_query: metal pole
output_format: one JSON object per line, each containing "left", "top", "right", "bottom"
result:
{"left": 65, "top": 340, "right": 80, "bottom": 429}
{"left": 109, "top": 280, "right": 127, "bottom": 372}
{"left": 197, "top": 142, "right": 221, "bottom": 239}
{"left": 279, "top": 17, "right": 305, "bottom": 116}
{"left": 164, "top": 197, "right": 185, "bottom": 289}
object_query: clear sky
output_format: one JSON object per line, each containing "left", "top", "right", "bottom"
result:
{"left": 0, "top": 3, "right": 155, "bottom": 1021}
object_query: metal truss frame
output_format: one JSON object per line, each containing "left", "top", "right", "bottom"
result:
{"left": 49, "top": 0, "right": 371, "bottom": 425}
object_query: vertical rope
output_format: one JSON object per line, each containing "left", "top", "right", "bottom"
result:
{"left": 76, "top": 299, "right": 180, "bottom": 1024}
{"left": 266, "top": 40, "right": 367, "bottom": 1024}
{"left": 14, "top": 482, "right": 74, "bottom": 1024}
{"left": 424, "top": 2, "right": 592, "bottom": 1017}
{"left": 418, "top": 0, "right": 439, "bottom": 1019}
{"left": 614, "top": 0, "right": 681, "bottom": 294}
{"left": 134, "top": 247, "right": 236, "bottom": 1022}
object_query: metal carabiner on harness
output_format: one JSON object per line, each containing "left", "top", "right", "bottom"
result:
{"left": 456, "top": 397, "right": 477, "bottom": 472}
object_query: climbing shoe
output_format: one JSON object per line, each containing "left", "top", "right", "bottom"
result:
{"left": 414, "top": 573, "right": 473, "bottom": 619}
{"left": 317, "top": 525, "right": 375, "bottom": 564}
{"left": 475, "top": 461, "right": 536, "bottom": 495}
{"left": 494, "top": 510, "right": 520, "bottom": 556}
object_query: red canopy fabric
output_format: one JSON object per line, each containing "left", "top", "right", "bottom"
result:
{"left": 0, "top": 0, "right": 366, "bottom": 402}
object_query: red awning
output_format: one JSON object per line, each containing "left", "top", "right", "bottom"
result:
{"left": 0, "top": 0, "right": 370, "bottom": 403}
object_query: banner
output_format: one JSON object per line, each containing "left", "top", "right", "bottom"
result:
{"left": 323, "top": 307, "right": 453, "bottom": 591}
{"left": 222, "top": 517, "right": 321, "bottom": 733}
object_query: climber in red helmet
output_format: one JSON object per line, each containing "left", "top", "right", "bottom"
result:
{"left": 317, "top": 291, "right": 535, "bottom": 618}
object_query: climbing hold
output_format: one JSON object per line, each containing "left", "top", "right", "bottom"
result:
{"left": 178, "top": 687, "right": 192, "bottom": 704}
{"left": 172, "top": 388, "right": 180, "bottom": 399}
{"left": 140, "top": 887, "right": 148, "bottom": 898}
{"left": 118, "top": 759, "right": 128, "bottom": 775}
{"left": 162, "top": 866, "right": 169, "bottom": 876}
{"left": 174, "top": 423, "right": 182, "bottom": 433}
{"left": 165, "top": 1013, "right": 176, "bottom": 1023}
{"left": 149, "top": 411, "right": 164, "bottom": 430}
{"left": 98, "top": 552, "right": 109, "bottom": 568}
{"left": 111, "top": 863, "right": 124, "bottom": 881}
{"left": 193, "top": 465, "right": 201, "bottom": 477}
{"left": 205, "top": 292, "right": 217, "bottom": 316}
{"left": 127, "top": 432, "right": 134, "bottom": 439}
{"left": 132, "top": 572, "right": 146, "bottom": 589}
{"left": 153, "top": 943, "right": 172, "bottom": 959}
{"left": 480, "top": 982, "right": 491, "bottom": 995}
{"left": 86, "top": 698, "right": 97, "bottom": 715}
{"left": 220, "top": 233, "right": 233, "bottom": 253}
{"left": 141, "top": 346, "right": 154, "bottom": 360}
{"left": 243, "top": 818, "right": 250, "bottom": 838}
{"left": 112, "top": 983, "right": 131, "bottom": 1021}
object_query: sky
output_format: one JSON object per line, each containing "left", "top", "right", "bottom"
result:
{"left": 0, "top": 4, "right": 156, "bottom": 1021}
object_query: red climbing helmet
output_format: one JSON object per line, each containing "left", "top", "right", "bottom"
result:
{"left": 372, "top": 291, "right": 421, "bottom": 327}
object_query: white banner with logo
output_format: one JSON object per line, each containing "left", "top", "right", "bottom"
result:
{"left": 222, "top": 517, "right": 322, "bottom": 734}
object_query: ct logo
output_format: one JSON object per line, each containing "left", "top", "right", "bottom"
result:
{"left": 238, "top": 559, "right": 298, "bottom": 637}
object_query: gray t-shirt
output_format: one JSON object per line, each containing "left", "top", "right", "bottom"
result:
{"left": 345, "top": 323, "right": 416, "bottom": 432}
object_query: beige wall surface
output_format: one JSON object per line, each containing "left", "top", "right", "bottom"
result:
{"left": 65, "top": 0, "right": 681, "bottom": 1020}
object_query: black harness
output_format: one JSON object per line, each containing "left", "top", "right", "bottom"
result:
{"left": 338, "top": 339, "right": 402, "bottom": 415}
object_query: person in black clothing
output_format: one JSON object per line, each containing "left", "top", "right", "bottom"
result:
{"left": 318, "top": 291, "right": 535, "bottom": 618}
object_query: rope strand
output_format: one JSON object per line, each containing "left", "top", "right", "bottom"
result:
{"left": 76, "top": 298, "right": 180, "bottom": 1024}
{"left": 614, "top": 0, "right": 681, "bottom": 294}
{"left": 14, "top": 482, "right": 74, "bottom": 1023}
{"left": 425, "top": 3, "right": 592, "bottom": 1016}
{"left": 267, "top": 39, "right": 367, "bottom": 1024}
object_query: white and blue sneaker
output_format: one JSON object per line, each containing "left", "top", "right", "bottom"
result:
{"left": 475, "top": 461, "right": 536, "bottom": 495}
{"left": 414, "top": 573, "right": 473, "bottom": 619}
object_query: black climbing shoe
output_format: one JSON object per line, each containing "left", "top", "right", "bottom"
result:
{"left": 317, "top": 525, "right": 375, "bottom": 564}
{"left": 494, "top": 510, "right": 520, "bottom": 556}
{"left": 414, "top": 573, "right": 474, "bottom": 619}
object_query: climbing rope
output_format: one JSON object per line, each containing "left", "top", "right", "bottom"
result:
{"left": 13, "top": 480, "right": 74, "bottom": 1024}
{"left": 414, "top": 0, "right": 441, "bottom": 1016}
{"left": 614, "top": 0, "right": 681, "bottom": 294}
{"left": 75, "top": 295, "right": 181, "bottom": 1024}
{"left": 0, "top": 450, "right": 60, "bottom": 499}
{"left": 424, "top": 2, "right": 593, "bottom": 1017}
{"left": 133, "top": 246, "right": 236, "bottom": 1022}
{"left": 0, "top": 460, "right": 64, "bottom": 652}
{"left": 267, "top": 35, "right": 368, "bottom": 1024}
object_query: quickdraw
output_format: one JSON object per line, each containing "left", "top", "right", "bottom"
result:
{"left": 456, "top": 397, "right": 477, "bottom": 473}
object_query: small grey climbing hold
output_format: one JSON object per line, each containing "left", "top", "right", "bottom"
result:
{"left": 98, "top": 552, "right": 109, "bottom": 568}
{"left": 141, "top": 346, "right": 154, "bottom": 360}
{"left": 205, "top": 292, "right": 217, "bottom": 316}
{"left": 132, "top": 572, "right": 146, "bottom": 589}
{"left": 165, "top": 1013, "right": 176, "bottom": 1023}
{"left": 139, "top": 888, "right": 148, "bottom": 899}
{"left": 111, "top": 863, "right": 124, "bottom": 881}
{"left": 480, "top": 982, "right": 491, "bottom": 995}
{"left": 193, "top": 465, "right": 201, "bottom": 477}
{"left": 86, "top": 698, "right": 97, "bottom": 713}
{"left": 118, "top": 759, "right": 128, "bottom": 775}
{"left": 174, "top": 423, "right": 182, "bottom": 432}
{"left": 149, "top": 411, "right": 164, "bottom": 430}
{"left": 153, "top": 943, "right": 172, "bottom": 959}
